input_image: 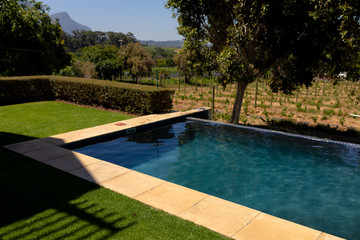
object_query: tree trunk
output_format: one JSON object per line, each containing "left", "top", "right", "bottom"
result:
{"left": 230, "top": 82, "right": 248, "bottom": 124}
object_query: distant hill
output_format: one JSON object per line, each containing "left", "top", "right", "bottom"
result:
{"left": 139, "top": 40, "right": 183, "bottom": 48}
{"left": 51, "top": 12, "right": 91, "bottom": 34}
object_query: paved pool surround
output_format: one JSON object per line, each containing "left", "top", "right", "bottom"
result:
{"left": 5, "top": 108, "right": 344, "bottom": 240}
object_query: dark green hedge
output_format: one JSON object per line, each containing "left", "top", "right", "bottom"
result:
{"left": 0, "top": 76, "right": 174, "bottom": 114}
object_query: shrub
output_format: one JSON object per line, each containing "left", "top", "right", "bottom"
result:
{"left": 340, "top": 117, "right": 345, "bottom": 126}
{"left": 0, "top": 76, "right": 174, "bottom": 114}
{"left": 311, "top": 116, "right": 318, "bottom": 123}
{"left": 0, "top": 77, "right": 54, "bottom": 105}
{"left": 323, "top": 108, "right": 335, "bottom": 116}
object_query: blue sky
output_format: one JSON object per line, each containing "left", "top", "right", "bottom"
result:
{"left": 40, "top": 0, "right": 182, "bottom": 41}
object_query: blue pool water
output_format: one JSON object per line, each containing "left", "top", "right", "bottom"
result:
{"left": 76, "top": 120, "right": 360, "bottom": 239}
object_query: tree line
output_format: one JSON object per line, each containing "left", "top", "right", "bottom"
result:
{"left": 62, "top": 30, "right": 137, "bottom": 52}
{"left": 61, "top": 43, "right": 155, "bottom": 83}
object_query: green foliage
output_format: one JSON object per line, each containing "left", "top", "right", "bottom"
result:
{"left": 0, "top": 0, "right": 70, "bottom": 76}
{"left": 311, "top": 116, "right": 319, "bottom": 123}
{"left": 337, "top": 109, "right": 344, "bottom": 116}
{"left": 119, "top": 43, "right": 155, "bottom": 83}
{"left": 215, "top": 110, "right": 231, "bottom": 122}
{"left": 0, "top": 78, "right": 54, "bottom": 105}
{"left": 157, "top": 59, "right": 167, "bottom": 67}
{"left": 71, "top": 60, "right": 97, "bottom": 78}
{"left": 95, "top": 59, "right": 123, "bottom": 80}
{"left": 146, "top": 46, "right": 177, "bottom": 67}
{"left": 64, "top": 43, "right": 155, "bottom": 82}
{"left": 239, "top": 114, "right": 248, "bottom": 124}
{"left": 263, "top": 109, "right": 269, "bottom": 122}
{"left": 0, "top": 76, "right": 174, "bottom": 114}
{"left": 173, "top": 52, "right": 192, "bottom": 83}
{"left": 340, "top": 117, "right": 345, "bottom": 126}
{"left": 78, "top": 45, "right": 119, "bottom": 63}
{"left": 295, "top": 102, "right": 302, "bottom": 108}
{"left": 295, "top": 102, "right": 307, "bottom": 112}
{"left": 62, "top": 30, "right": 137, "bottom": 52}
{"left": 281, "top": 107, "right": 288, "bottom": 117}
{"left": 323, "top": 108, "right": 335, "bottom": 117}
{"left": 307, "top": 108, "right": 318, "bottom": 114}
{"left": 76, "top": 45, "right": 123, "bottom": 80}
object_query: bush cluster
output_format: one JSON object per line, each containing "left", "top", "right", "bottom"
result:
{"left": 0, "top": 76, "right": 174, "bottom": 114}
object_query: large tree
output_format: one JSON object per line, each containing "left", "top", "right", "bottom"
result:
{"left": 0, "top": 0, "right": 70, "bottom": 76}
{"left": 76, "top": 45, "right": 124, "bottom": 80}
{"left": 173, "top": 52, "right": 192, "bottom": 83}
{"left": 167, "top": 0, "right": 360, "bottom": 123}
{"left": 119, "top": 42, "right": 155, "bottom": 84}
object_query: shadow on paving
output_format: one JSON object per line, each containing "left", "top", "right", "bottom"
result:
{"left": 0, "top": 132, "right": 136, "bottom": 239}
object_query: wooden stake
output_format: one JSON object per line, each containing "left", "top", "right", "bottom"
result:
{"left": 201, "top": 78, "right": 203, "bottom": 94}
{"left": 306, "top": 87, "right": 309, "bottom": 101}
{"left": 216, "top": 79, "right": 219, "bottom": 94}
{"left": 195, "top": 76, "right": 198, "bottom": 92}
{"left": 254, "top": 78, "right": 259, "bottom": 108}
{"left": 212, "top": 86, "right": 215, "bottom": 119}
{"left": 183, "top": 77, "right": 186, "bottom": 96}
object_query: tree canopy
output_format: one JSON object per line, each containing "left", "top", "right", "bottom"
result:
{"left": 0, "top": 0, "right": 70, "bottom": 76}
{"left": 62, "top": 30, "right": 137, "bottom": 52}
{"left": 78, "top": 45, "right": 123, "bottom": 80}
{"left": 65, "top": 43, "right": 155, "bottom": 82}
{"left": 119, "top": 42, "right": 155, "bottom": 83}
{"left": 167, "top": 0, "right": 360, "bottom": 123}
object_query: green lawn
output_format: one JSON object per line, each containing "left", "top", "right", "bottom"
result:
{"left": 0, "top": 101, "right": 134, "bottom": 146}
{"left": 0, "top": 101, "right": 227, "bottom": 240}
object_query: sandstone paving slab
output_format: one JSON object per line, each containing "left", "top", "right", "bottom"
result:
{"left": 233, "top": 213, "right": 321, "bottom": 240}
{"left": 100, "top": 171, "right": 165, "bottom": 198}
{"left": 135, "top": 182, "right": 208, "bottom": 215}
{"left": 41, "top": 133, "right": 84, "bottom": 146}
{"left": 44, "top": 151, "right": 101, "bottom": 172}
{"left": 4, "top": 139, "right": 54, "bottom": 154}
{"left": 40, "top": 109, "right": 208, "bottom": 147}
{"left": 21, "top": 145, "right": 73, "bottom": 163}
{"left": 178, "top": 196, "right": 260, "bottom": 237}
{"left": 317, "top": 233, "right": 345, "bottom": 240}
{"left": 69, "top": 161, "right": 130, "bottom": 184}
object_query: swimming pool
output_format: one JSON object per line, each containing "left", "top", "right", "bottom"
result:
{"left": 75, "top": 119, "right": 360, "bottom": 239}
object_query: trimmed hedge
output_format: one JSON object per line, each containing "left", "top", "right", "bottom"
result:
{"left": 0, "top": 76, "right": 174, "bottom": 114}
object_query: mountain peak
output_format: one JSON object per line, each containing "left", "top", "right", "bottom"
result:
{"left": 52, "top": 12, "right": 70, "bottom": 18}
{"left": 51, "top": 12, "right": 91, "bottom": 34}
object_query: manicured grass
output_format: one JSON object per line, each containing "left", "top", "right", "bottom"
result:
{"left": 0, "top": 101, "right": 133, "bottom": 146}
{"left": 0, "top": 101, "right": 227, "bottom": 240}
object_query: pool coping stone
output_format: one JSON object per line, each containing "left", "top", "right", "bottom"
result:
{"left": 4, "top": 108, "right": 345, "bottom": 240}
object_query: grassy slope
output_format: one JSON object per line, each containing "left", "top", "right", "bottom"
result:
{"left": 0, "top": 101, "right": 227, "bottom": 240}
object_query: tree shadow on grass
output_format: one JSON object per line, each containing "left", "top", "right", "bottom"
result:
{"left": 0, "top": 131, "right": 36, "bottom": 147}
{"left": 0, "top": 132, "right": 137, "bottom": 239}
